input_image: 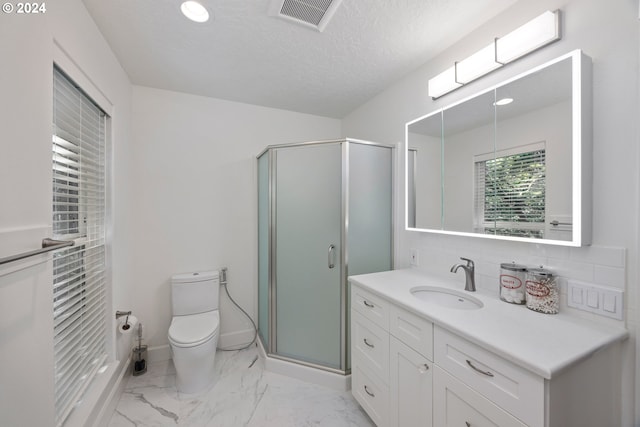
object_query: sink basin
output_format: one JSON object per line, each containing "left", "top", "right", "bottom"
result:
{"left": 410, "top": 286, "right": 483, "bottom": 310}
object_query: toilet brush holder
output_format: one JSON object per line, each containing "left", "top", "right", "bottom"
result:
{"left": 132, "top": 345, "right": 148, "bottom": 376}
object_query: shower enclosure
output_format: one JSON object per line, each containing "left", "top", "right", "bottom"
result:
{"left": 257, "top": 139, "right": 393, "bottom": 376}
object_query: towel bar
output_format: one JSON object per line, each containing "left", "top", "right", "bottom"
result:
{"left": 0, "top": 238, "right": 75, "bottom": 266}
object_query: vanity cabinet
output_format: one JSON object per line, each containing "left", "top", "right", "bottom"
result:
{"left": 351, "top": 285, "right": 433, "bottom": 427}
{"left": 350, "top": 280, "right": 624, "bottom": 427}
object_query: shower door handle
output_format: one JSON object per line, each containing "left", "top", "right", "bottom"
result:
{"left": 328, "top": 244, "right": 336, "bottom": 269}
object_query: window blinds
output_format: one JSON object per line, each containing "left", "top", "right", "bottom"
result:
{"left": 52, "top": 67, "right": 107, "bottom": 427}
{"left": 475, "top": 147, "right": 546, "bottom": 237}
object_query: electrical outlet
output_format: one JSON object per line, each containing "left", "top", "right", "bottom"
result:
{"left": 410, "top": 248, "right": 419, "bottom": 266}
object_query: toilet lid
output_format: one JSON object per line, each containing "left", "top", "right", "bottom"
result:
{"left": 169, "top": 311, "right": 219, "bottom": 347}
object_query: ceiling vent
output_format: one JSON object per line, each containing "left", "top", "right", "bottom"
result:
{"left": 269, "top": 0, "right": 344, "bottom": 32}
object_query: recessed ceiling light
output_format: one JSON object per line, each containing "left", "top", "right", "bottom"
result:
{"left": 494, "top": 97, "right": 514, "bottom": 106}
{"left": 181, "top": 1, "right": 209, "bottom": 23}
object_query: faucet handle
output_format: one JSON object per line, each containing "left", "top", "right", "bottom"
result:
{"left": 460, "top": 257, "right": 474, "bottom": 268}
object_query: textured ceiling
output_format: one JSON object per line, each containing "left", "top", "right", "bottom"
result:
{"left": 82, "top": 0, "right": 518, "bottom": 118}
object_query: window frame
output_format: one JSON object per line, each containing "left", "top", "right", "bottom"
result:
{"left": 51, "top": 57, "right": 113, "bottom": 427}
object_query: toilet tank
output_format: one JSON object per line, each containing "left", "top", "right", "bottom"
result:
{"left": 171, "top": 270, "right": 220, "bottom": 316}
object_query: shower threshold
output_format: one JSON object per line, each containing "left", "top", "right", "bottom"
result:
{"left": 256, "top": 338, "right": 351, "bottom": 391}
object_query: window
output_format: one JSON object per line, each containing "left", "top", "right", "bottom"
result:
{"left": 474, "top": 144, "right": 545, "bottom": 238}
{"left": 52, "top": 67, "right": 107, "bottom": 426}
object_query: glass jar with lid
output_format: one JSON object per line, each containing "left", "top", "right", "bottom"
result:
{"left": 499, "top": 263, "right": 527, "bottom": 304}
{"left": 525, "top": 267, "right": 558, "bottom": 314}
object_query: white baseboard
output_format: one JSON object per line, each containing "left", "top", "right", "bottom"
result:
{"left": 148, "top": 344, "right": 172, "bottom": 362}
{"left": 257, "top": 338, "right": 351, "bottom": 391}
{"left": 218, "top": 328, "right": 256, "bottom": 350}
{"left": 149, "top": 328, "right": 257, "bottom": 363}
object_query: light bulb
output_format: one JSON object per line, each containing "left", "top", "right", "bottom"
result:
{"left": 181, "top": 1, "right": 209, "bottom": 23}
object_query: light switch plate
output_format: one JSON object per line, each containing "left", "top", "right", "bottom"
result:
{"left": 570, "top": 286, "right": 583, "bottom": 305}
{"left": 567, "top": 280, "right": 624, "bottom": 320}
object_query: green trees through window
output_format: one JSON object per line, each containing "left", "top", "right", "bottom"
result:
{"left": 476, "top": 149, "right": 545, "bottom": 238}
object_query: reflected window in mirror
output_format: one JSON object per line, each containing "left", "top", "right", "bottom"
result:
{"left": 474, "top": 144, "right": 546, "bottom": 238}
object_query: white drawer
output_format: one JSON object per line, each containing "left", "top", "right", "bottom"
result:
{"left": 352, "top": 361, "right": 389, "bottom": 427}
{"left": 352, "top": 310, "right": 390, "bottom": 383}
{"left": 434, "top": 365, "right": 527, "bottom": 427}
{"left": 389, "top": 305, "right": 433, "bottom": 361}
{"left": 352, "top": 284, "right": 390, "bottom": 330}
{"left": 434, "top": 327, "right": 544, "bottom": 427}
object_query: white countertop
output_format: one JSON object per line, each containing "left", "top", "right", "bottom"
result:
{"left": 349, "top": 268, "right": 629, "bottom": 379}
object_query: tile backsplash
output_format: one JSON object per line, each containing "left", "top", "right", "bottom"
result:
{"left": 405, "top": 233, "right": 629, "bottom": 328}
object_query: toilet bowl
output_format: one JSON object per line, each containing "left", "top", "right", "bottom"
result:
{"left": 169, "top": 311, "right": 219, "bottom": 393}
{"left": 169, "top": 271, "right": 221, "bottom": 394}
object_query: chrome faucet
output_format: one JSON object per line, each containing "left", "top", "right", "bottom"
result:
{"left": 450, "top": 257, "right": 476, "bottom": 292}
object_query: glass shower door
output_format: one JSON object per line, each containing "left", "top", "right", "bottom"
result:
{"left": 274, "top": 143, "right": 342, "bottom": 369}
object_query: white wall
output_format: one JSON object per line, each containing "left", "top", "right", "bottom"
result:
{"left": 343, "top": 0, "right": 639, "bottom": 424}
{"left": 128, "top": 86, "right": 341, "bottom": 354}
{"left": 0, "top": 0, "right": 133, "bottom": 425}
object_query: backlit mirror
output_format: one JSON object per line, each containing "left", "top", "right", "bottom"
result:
{"left": 406, "top": 50, "right": 591, "bottom": 246}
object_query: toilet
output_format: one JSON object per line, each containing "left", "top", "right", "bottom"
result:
{"left": 168, "top": 270, "right": 220, "bottom": 394}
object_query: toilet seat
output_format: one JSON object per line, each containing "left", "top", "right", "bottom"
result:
{"left": 169, "top": 311, "right": 219, "bottom": 348}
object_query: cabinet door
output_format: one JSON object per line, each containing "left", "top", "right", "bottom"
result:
{"left": 433, "top": 366, "right": 527, "bottom": 427}
{"left": 390, "top": 336, "right": 432, "bottom": 427}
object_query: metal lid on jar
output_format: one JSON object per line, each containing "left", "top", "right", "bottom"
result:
{"left": 527, "top": 267, "right": 554, "bottom": 277}
{"left": 500, "top": 262, "right": 527, "bottom": 272}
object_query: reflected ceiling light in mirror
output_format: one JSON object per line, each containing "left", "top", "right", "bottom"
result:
{"left": 494, "top": 97, "right": 514, "bottom": 106}
{"left": 428, "top": 10, "right": 560, "bottom": 99}
{"left": 181, "top": 1, "right": 210, "bottom": 23}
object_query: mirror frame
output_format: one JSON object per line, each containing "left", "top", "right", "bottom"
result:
{"left": 405, "top": 50, "right": 592, "bottom": 246}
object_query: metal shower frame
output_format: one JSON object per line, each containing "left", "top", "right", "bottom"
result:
{"left": 256, "top": 138, "right": 395, "bottom": 375}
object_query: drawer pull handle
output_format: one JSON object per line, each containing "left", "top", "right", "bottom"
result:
{"left": 364, "top": 385, "right": 375, "bottom": 397}
{"left": 363, "top": 338, "right": 375, "bottom": 348}
{"left": 363, "top": 300, "right": 374, "bottom": 308}
{"left": 418, "top": 363, "right": 429, "bottom": 373}
{"left": 466, "top": 359, "right": 494, "bottom": 377}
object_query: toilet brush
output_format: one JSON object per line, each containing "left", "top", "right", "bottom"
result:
{"left": 132, "top": 322, "right": 147, "bottom": 376}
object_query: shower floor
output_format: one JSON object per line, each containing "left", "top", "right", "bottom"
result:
{"left": 107, "top": 345, "right": 374, "bottom": 426}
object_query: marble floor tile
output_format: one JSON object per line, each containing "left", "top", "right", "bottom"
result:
{"left": 108, "top": 345, "right": 374, "bottom": 426}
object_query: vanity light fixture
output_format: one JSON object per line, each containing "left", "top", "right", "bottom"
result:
{"left": 428, "top": 10, "right": 560, "bottom": 99}
{"left": 181, "top": 1, "right": 210, "bottom": 23}
{"left": 455, "top": 43, "right": 503, "bottom": 84}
